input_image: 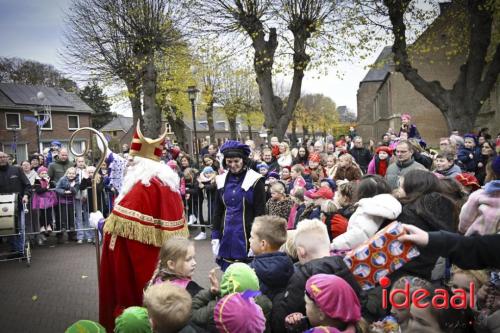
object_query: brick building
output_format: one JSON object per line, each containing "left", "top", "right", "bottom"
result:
{"left": 0, "top": 83, "right": 93, "bottom": 162}
{"left": 357, "top": 3, "right": 500, "bottom": 146}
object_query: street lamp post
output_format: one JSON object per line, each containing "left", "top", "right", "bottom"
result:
{"left": 11, "top": 123, "right": 19, "bottom": 163}
{"left": 187, "top": 85, "right": 200, "bottom": 166}
{"left": 35, "top": 91, "right": 51, "bottom": 153}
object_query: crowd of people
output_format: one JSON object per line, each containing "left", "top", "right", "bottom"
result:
{"left": 1, "top": 114, "right": 500, "bottom": 333}
{"left": 0, "top": 140, "right": 118, "bottom": 249}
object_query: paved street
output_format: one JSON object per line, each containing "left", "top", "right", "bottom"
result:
{"left": 0, "top": 230, "right": 214, "bottom": 333}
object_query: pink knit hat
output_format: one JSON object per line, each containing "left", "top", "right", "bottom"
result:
{"left": 214, "top": 291, "right": 266, "bottom": 333}
{"left": 166, "top": 160, "right": 178, "bottom": 170}
{"left": 400, "top": 113, "right": 411, "bottom": 121}
{"left": 305, "top": 274, "right": 361, "bottom": 323}
{"left": 37, "top": 166, "right": 48, "bottom": 174}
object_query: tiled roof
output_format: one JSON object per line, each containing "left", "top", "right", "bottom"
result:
{"left": 0, "top": 83, "right": 93, "bottom": 113}
{"left": 361, "top": 46, "right": 393, "bottom": 83}
{"left": 99, "top": 115, "right": 133, "bottom": 131}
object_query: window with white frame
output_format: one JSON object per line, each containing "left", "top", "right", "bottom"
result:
{"left": 165, "top": 123, "right": 172, "bottom": 133}
{"left": 71, "top": 140, "right": 85, "bottom": 156}
{"left": 5, "top": 113, "right": 21, "bottom": 129}
{"left": 40, "top": 114, "right": 52, "bottom": 130}
{"left": 68, "top": 115, "right": 80, "bottom": 130}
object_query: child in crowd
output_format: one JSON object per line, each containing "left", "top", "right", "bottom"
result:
{"left": 454, "top": 173, "right": 481, "bottom": 194}
{"left": 450, "top": 266, "right": 488, "bottom": 310}
{"left": 434, "top": 151, "right": 462, "bottom": 178}
{"left": 249, "top": 215, "right": 294, "bottom": 299}
{"left": 265, "top": 182, "right": 294, "bottom": 221}
{"left": 197, "top": 166, "right": 217, "bottom": 239}
{"left": 332, "top": 154, "right": 362, "bottom": 183}
{"left": 458, "top": 134, "right": 481, "bottom": 173}
{"left": 307, "top": 153, "right": 326, "bottom": 187}
{"left": 257, "top": 162, "right": 270, "bottom": 177}
{"left": 288, "top": 187, "right": 306, "bottom": 229}
{"left": 266, "top": 171, "right": 280, "bottom": 187}
{"left": 167, "top": 160, "right": 186, "bottom": 198}
{"left": 114, "top": 306, "right": 152, "bottom": 333}
{"left": 280, "top": 167, "right": 292, "bottom": 188}
{"left": 75, "top": 166, "right": 102, "bottom": 244}
{"left": 280, "top": 230, "right": 298, "bottom": 263}
{"left": 298, "top": 190, "right": 327, "bottom": 224}
{"left": 406, "top": 286, "right": 473, "bottom": 332}
{"left": 322, "top": 181, "right": 357, "bottom": 242}
{"left": 275, "top": 219, "right": 362, "bottom": 333}
{"left": 285, "top": 274, "right": 363, "bottom": 332}
{"left": 320, "top": 200, "right": 347, "bottom": 242}
{"left": 55, "top": 167, "right": 79, "bottom": 242}
{"left": 290, "top": 164, "right": 307, "bottom": 195}
{"left": 367, "top": 146, "right": 392, "bottom": 177}
{"left": 191, "top": 263, "right": 271, "bottom": 332}
{"left": 214, "top": 292, "right": 266, "bottom": 333}
{"left": 65, "top": 320, "right": 105, "bottom": 333}
{"left": 146, "top": 237, "right": 202, "bottom": 297}
{"left": 184, "top": 168, "right": 203, "bottom": 227}
{"left": 399, "top": 113, "right": 421, "bottom": 139}
{"left": 331, "top": 175, "right": 401, "bottom": 250}
{"left": 325, "top": 154, "right": 337, "bottom": 179}
{"left": 32, "top": 166, "right": 57, "bottom": 241}
{"left": 143, "top": 283, "right": 197, "bottom": 333}
{"left": 264, "top": 171, "right": 280, "bottom": 201}
{"left": 372, "top": 275, "right": 432, "bottom": 332}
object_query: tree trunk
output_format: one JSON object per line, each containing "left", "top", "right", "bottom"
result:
{"left": 302, "top": 125, "right": 309, "bottom": 139}
{"left": 247, "top": 123, "right": 252, "bottom": 140}
{"left": 443, "top": 98, "right": 477, "bottom": 134}
{"left": 228, "top": 116, "right": 237, "bottom": 140}
{"left": 142, "top": 53, "right": 160, "bottom": 138}
{"left": 385, "top": 0, "right": 500, "bottom": 134}
{"left": 165, "top": 113, "right": 186, "bottom": 149}
{"left": 205, "top": 97, "right": 216, "bottom": 143}
{"left": 125, "top": 80, "right": 143, "bottom": 128}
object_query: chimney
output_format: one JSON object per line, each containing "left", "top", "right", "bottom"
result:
{"left": 438, "top": 1, "right": 452, "bottom": 15}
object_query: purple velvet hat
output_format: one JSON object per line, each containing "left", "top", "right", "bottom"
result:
{"left": 214, "top": 291, "right": 265, "bottom": 333}
{"left": 220, "top": 140, "right": 251, "bottom": 159}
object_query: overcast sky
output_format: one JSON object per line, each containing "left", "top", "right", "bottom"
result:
{"left": 0, "top": 0, "right": 385, "bottom": 116}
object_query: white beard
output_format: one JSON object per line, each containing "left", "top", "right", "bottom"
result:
{"left": 115, "top": 156, "right": 180, "bottom": 205}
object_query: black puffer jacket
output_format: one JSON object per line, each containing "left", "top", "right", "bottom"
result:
{"left": 349, "top": 147, "right": 372, "bottom": 173}
{"left": 272, "top": 255, "right": 362, "bottom": 333}
{"left": 391, "top": 192, "right": 456, "bottom": 282}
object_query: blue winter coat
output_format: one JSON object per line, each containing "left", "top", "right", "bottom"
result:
{"left": 250, "top": 252, "right": 294, "bottom": 299}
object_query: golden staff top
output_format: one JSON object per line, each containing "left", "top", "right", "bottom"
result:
{"left": 69, "top": 128, "right": 109, "bottom": 213}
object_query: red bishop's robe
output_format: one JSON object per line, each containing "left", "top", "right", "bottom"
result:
{"left": 99, "top": 177, "right": 188, "bottom": 332}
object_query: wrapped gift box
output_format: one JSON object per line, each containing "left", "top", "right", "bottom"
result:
{"left": 343, "top": 221, "right": 420, "bottom": 290}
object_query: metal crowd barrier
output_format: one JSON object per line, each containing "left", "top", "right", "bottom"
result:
{"left": 1, "top": 183, "right": 216, "bottom": 266}
{"left": 24, "top": 188, "right": 115, "bottom": 242}
{"left": 183, "top": 187, "right": 215, "bottom": 230}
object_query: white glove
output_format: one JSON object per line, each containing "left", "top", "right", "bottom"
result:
{"left": 89, "top": 211, "right": 104, "bottom": 228}
{"left": 211, "top": 239, "right": 220, "bottom": 257}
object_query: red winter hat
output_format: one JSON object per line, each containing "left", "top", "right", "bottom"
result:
{"left": 309, "top": 153, "right": 321, "bottom": 163}
{"left": 305, "top": 187, "right": 334, "bottom": 200}
{"left": 455, "top": 173, "right": 480, "bottom": 191}
{"left": 376, "top": 146, "right": 393, "bottom": 156}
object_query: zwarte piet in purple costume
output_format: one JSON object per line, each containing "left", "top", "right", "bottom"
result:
{"left": 212, "top": 140, "right": 266, "bottom": 270}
